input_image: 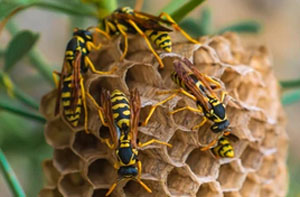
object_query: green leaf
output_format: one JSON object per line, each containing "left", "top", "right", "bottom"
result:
{"left": 217, "top": 20, "right": 262, "bottom": 34}
{"left": 4, "top": 30, "right": 39, "bottom": 71}
{"left": 179, "top": 18, "right": 202, "bottom": 37}
{"left": 169, "top": 0, "right": 206, "bottom": 22}
{"left": 280, "top": 79, "right": 300, "bottom": 89}
{"left": 0, "top": 2, "right": 23, "bottom": 20}
{"left": 198, "top": 7, "right": 212, "bottom": 35}
{"left": 160, "top": 0, "right": 186, "bottom": 14}
{"left": 281, "top": 89, "right": 300, "bottom": 105}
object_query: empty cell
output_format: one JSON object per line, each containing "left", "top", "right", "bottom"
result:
{"left": 40, "top": 90, "right": 58, "bottom": 120}
{"left": 92, "top": 189, "right": 110, "bottom": 197}
{"left": 167, "top": 130, "right": 195, "bottom": 163}
{"left": 124, "top": 179, "right": 167, "bottom": 197}
{"left": 247, "top": 118, "right": 265, "bottom": 141}
{"left": 239, "top": 176, "right": 260, "bottom": 197}
{"left": 53, "top": 148, "right": 82, "bottom": 173}
{"left": 194, "top": 47, "right": 216, "bottom": 65}
{"left": 45, "top": 119, "right": 73, "bottom": 148}
{"left": 87, "top": 158, "right": 115, "bottom": 187}
{"left": 196, "top": 182, "right": 222, "bottom": 197}
{"left": 209, "top": 37, "right": 234, "bottom": 64}
{"left": 167, "top": 167, "right": 198, "bottom": 196}
{"left": 39, "top": 188, "right": 63, "bottom": 197}
{"left": 240, "top": 145, "right": 263, "bottom": 170}
{"left": 99, "top": 126, "right": 111, "bottom": 140}
{"left": 261, "top": 129, "right": 277, "bottom": 149}
{"left": 257, "top": 156, "right": 277, "bottom": 181}
{"left": 59, "top": 172, "right": 92, "bottom": 197}
{"left": 217, "top": 163, "right": 245, "bottom": 190}
{"left": 42, "top": 160, "right": 61, "bottom": 187}
{"left": 72, "top": 131, "right": 108, "bottom": 159}
{"left": 186, "top": 149, "right": 219, "bottom": 178}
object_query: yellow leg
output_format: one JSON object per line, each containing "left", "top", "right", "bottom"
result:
{"left": 52, "top": 70, "right": 61, "bottom": 88}
{"left": 169, "top": 105, "right": 202, "bottom": 115}
{"left": 85, "top": 56, "right": 117, "bottom": 75}
{"left": 100, "top": 138, "right": 115, "bottom": 149}
{"left": 128, "top": 19, "right": 165, "bottom": 68}
{"left": 86, "top": 92, "right": 108, "bottom": 127}
{"left": 137, "top": 160, "right": 142, "bottom": 179}
{"left": 138, "top": 139, "right": 172, "bottom": 148}
{"left": 80, "top": 78, "right": 89, "bottom": 134}
{"left": 116, "top": 24, "right": 128, "bottom": 61}
{"left": 88, "top": 27, "right": 111, "bottom": 40}
{"left": 136, "top": 179, "right": 152, "bottom": 193}
{"left": 159, "top": 12, "right": 201, "bottom": 45}
{"left": 141, "top": 93, "right": 178, "bottom": 126}
{"left": 106, "top": 182, "right": 117, "bottom": 196}
{"left": 220, "top": 91, "right": 227, "bottom": 102}
{"left": 200, "top": 139, "right": 217, "bottom": 151}
{"left": 203, "top": 76, "right": 222, "bottom": 90}
{"left": 192, "top": 117, "right": 207, "bottom": 130}
{"left": 156, "top": 88, "right": 197, "bottom": 101}
{"left": 87, "top": 41, "right": 102, "bottom": 51}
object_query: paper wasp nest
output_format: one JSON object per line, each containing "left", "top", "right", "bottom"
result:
{"left": 39, "top": 32, "right": 288, "bottom": 197}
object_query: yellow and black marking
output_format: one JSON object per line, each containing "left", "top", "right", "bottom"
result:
{"left": 211, "top": 136, "right": 234, "bottom": 158}
{"left": 61, "top": 73, "right": 83, "bottom": 127}
{"left": 111, "top": 89, "right": 131, "bottom": 131}
{"left": 145, "top": 30, "right": 172, "bottom": 52}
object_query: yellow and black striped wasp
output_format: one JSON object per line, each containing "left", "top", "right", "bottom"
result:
{"left": 211, "top": 135, "right": 237, "bottom": 159}
{"left": 89, "top": 89, "right": 172, "bottom": 196}
{"left": 101, "top": 7, "right": 200, "bottom": 68}
{"left": 142, "top": 58, "right": 230, "bottom": 150}
{"left": 53, "top": 28, "right": 115, "bottom": 133}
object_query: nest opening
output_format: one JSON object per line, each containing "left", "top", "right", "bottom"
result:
{"left": 59, "top": 172, "right": 92, "bottom": 196}
{"left": 42, "top": 160, "right": 60, "bottom": 188}
{"left": 87, "top": 158, "right": 115, "bottom": 187}
{"left": 92, "top": 189, "right": 109, "bottom": 197}
{"left": 196, "top": 182, "right": 221, "bottom": 197}
{"left": 217, "top": 163, "right": 245, "bottom": 190}
{"left": 53, "top": 148, "right": 82, "bottom": 173}
{"left": 240, "top": 145, "right": 264, "bottom": 170}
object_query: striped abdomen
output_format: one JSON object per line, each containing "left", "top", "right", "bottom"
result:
{"left": 111, "top": 90, "right": 131, "bottom": 131}
{"left": 61, "top": 74, "right": 82, "bottom": 127}
{"left": 145, "top": 30, "right": 172, "bottom": 52}
{"left": 211, "top": 137, "right": 234, "bottom": 158}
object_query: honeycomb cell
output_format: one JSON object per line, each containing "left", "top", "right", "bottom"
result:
{"left": 240, "top": 145, "right": 263, "bottom": 170}
{"left": 124, "top": 179, "right": 167, "bottom": 197}
{"left": 167, "top": 167, "right": 199, "bottom": 196}
{"left": 194, "top": 46, "right": 218, "bottom": 65}
{"left": 53, "top": 148, "right": 83, "bottom": 173}
{"left": 40, "top": 90, "right": 58, "bottom": 120}
{"left": 217, "top": 162, "right": 245, "bottom": 190}
{"left": 45, "top": 118, "right": 74, "bottom": 149}
{"left": 92, "top": 189, "right": 110, "bottom": 197}
{"left": 208, "top": 37, "right": 234, "bottom": 64}
{"left": 42, "top": 160, "right": 60, "bottom": 188}
{"left": 39, "top": 188, "right": 63, "bottom": 197}
{"left": 261, "top": 128, "right": 277, "bottom": 149}
{"left": 223, "top": 191, "right": 242, "bottom": 197}
{"left": 239, "top": 175, "right": 260, "bottom": 197}
{"left": 58, "top": 172, "right": 93, "bottom": 197}
{"left": 167, "top": 130, "right": 196, "bottom": 164}
{"left": 72, "top": 131, "right": 108, "bottom": 160}
{"left": 196, "top": 182, "right": 222, "bottom": 197}
{"left": 247, "top": 118, "right": 265, "bottom": 141}
{"left": 87, "top": 158, "right": 115, "bottom": 188}
{"left": 260, "top": 187, "right": 275, "bottom": 197}
{"left": 186, "top": 149, "right": 219, "bottom": 178}
{"left": 257, "top": 155, "right": 277, "bottom": 181}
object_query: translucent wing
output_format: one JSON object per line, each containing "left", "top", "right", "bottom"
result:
{"left": 70, "top": 51, "right": 82, "bottom": 111}
{"left": 129, "top": 88, "right": 141, "bottom": 148}
{"left": 133, "top": 10, "right": 173, "bottom": 25}
{"left": 101, "top": 90, "right": 119, "bottom": 147}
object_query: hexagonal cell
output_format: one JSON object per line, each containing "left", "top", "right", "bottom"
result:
{"left": 45, "top": 118, "right": 74, "bottom": 149}
{"left": 223, "top": 191, "right": 242, "bottom": 197}
{"left": 259, "top": 187, "right": 275, "bottom": 197}
{"left": 87, "top": 158, "right": 115, "bottom": 188}
{"left": 124, "top": 179, "right": 167, "bottom": 197}
{"left": 196, "top": 182, "right": 222, "bottom": 197}
{"left": 40, "top": 90, "right": 57, "bottom": 120}
{"left": 72, "top": 131, "right": 108, "bottom": 160}
{"left": 53, "top": 148, "right": 83, "bottom": 173}
{"left": 167, "top": 167, "right": 199, "bottom": 196}
{"left": 208, "top": 37, "right": 234, "bottom": 64}
{"left": 42, "top": 160, "right": 60, "bottom": 187}
{"left": 39, "top": 188, "right": 63, "bottom": 197}
{"left": 92, "top": 189, "right": 110, "bottom": 197}
{"left": 186, "top": 149, "right": 219, "bottom": 178}
{"left": 92, "top": 43, "right": 120, "bottom": 70}
{"left": 58, "top": 172, "right": 93, "bottom": 197}
{"left": 247, "top": 118, "right": 265, "bottom": 141}
{"left": 261, "top": 128, "right": 277, "bottom": 149}
{"left": 194, "top": 46, "right": 217, "bottom": 65}
{"left": 217, "top": 162, "right": 245, "bottom": 190}
{"left": 240, "top": 145, "right": 263, "bottom": 170}
{"left": 257, "top": 155, "right": 277, "bottom": 181}
{"left": 239, "top": 175, "right": 260, "bottom": 197}
{"left": 167, "top": 130, "right": 196, "bottom": 164}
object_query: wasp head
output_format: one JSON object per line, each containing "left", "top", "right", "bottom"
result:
{"left": 73, "top": 28, "right": 93, "bottom": 41}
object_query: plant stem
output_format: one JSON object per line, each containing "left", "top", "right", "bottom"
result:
{"left": 96, "top": 0, "right": 117, "bottom": 19}
{"left": 0, "top": 148, "right": 26, "bottom": 197}
{"left": 280, "top": 79, "right": 300, "bottom": 89}
{"left": 281, "top": 89, "right": 300, "bottom": 106}
{"left": 6, "top": 22, "right": 54, "bottom": 86}
{"left": 0, "top": 101, "right": 45, "bottom": 123}
{"left": 170, "top": 0, "right": 206, "bottom": 22}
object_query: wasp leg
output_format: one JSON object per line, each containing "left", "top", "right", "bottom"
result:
{"left": 142, "top": 93, "right": 178, "bottom": 126}
{"left": 86, "top": 92, "right": 108, "bottom": 127}
{"left": 201, "top": 139, "right": 217, "bottom": 151}
{"left": 169, "top": 105, "right": 202, "bottom": 115}
{"left": 136, "top": 178, "right": 152, "bottom": 193}
{"left": 158, "top": 12, "right": 200, "bottom": 45}
{"left": 138, "top": 139, "right": 172, "bottom": 148}
{"left": 137, "top": 160, "right": 142, "bottom": 179}
{"left": 100, "top": 138, "right": 115, "bottom": 149}
{"left": 52, "top": 70, "right": 61, "bottom": 88}
{"left": 116, "top": 24, "right": 129, "bottom": 61}
{"left": 203, "top": 76, "right": 222, "bottom": 90}
{"left": 192, "top": 117, "right": 207, "bottom": 130}
{"left": 220, "top": 91, "right": 228, "bottom": 102}
{"left": 89, "top": 27, "right": 111, "bottom": 40}
{"left": 80, "top": 78, "right": 89, "bottom": 134}
{"left": 105, "top": 182, "right": 118, "bottom": 196}
{"left": 86, "top": 41, "right": 102, "bottom": 51}
{"left": 127, "top": 19, "right": 165, "bottom": 68}
{"left": 156, "top": 88, "right": 197, "bottom": 101}
{"left": 85, "top": 56, "right": 117, "bottom": 74}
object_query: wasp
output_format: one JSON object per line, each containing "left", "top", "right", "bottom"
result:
{"left": 142, "top": 58, "right": 230, "bottom": 150}
{"left": 53, "top": 28, "right": 115, "bottom": 133}
{"left": 101, "top": 6, "right": 201, "bottom": 68}
{"left": 89, "top": 89, "right": 172, "bottom": 196}
{"left": 211, "top": 135, "right": 236, "bottom": 159}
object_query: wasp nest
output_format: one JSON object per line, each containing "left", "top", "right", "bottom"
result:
{"left": 39, "top": 32, "right": 288, "bottom": 197}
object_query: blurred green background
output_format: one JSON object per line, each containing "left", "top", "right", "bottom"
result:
{"left": 0, "top": 0, "right": 299, "bottom": 196}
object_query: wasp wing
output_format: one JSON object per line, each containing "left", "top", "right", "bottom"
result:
{"left": 129, "top": 88, "right": 141, "bottom": 149}
{"left": 134, "top": 11, "right": 173, "bottom": 26}
{"left": 69, "top": 51, "right": 82, "bottom": 112}
{"left": 112, "top": 13, "right": 172, "bottom": 32}
{"left": 173, "top": 59, "right": 211, "bottom": 111}
{"left": 101, "top": 90, "right": 119, "bottom": 148}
